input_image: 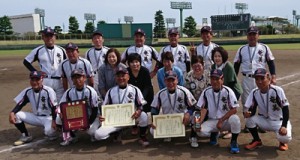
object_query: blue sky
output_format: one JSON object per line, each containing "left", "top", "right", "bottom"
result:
{"left": 1, "top": 0, "right": 299, "bottom": 30}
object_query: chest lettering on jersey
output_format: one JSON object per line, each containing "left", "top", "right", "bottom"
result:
{"left": 221, "top": 96, "right": 229, "bottom": 111}
{"left": 41, "top": 96, "right": 48, "bottom": 110}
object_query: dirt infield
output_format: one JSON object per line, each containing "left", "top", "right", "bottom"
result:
{"left": 0, "top": 50, "right": 299, "bottom": 160}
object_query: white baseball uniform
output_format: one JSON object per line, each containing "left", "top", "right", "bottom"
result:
{"left": 196, "top": 86, "right": 241, "bottom": 137}
{"left": 59, "top": 57, "right": 94, "bottom": 88}
{"left": 95, "top": 84, "right": 148, "bottom": 140}
{"left": 12, "top": 85, "right": 57, "bottom": 137}
{"left": 24, "top": 45, "right": 66, "bottom": 101}
{"left": 59, "top": 85, "right": 99, "bottom": 136}
{"left": 244, "top": 85, "right": 292, "bottom": 143}
{"left": 159, "top": 44, "right": 191, "bottom": 74}
{"left": 234, "top": 43, "right": 275, "bottom": 105}
{"left": 85, "top": 46, "right": 109, "bottom": 94}
{"left": 195, "top": 42, "right": 218, "bottom": 71}
{"left": 121, "top": 45, "right": 159, "bottom": 72}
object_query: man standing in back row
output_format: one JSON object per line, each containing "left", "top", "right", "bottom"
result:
{"left": 23, "top": 27, "right": 67, "bottom": 101}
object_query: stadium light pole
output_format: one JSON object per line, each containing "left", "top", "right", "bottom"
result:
{"left": 170, "top": 2, "right": 192, "bottom": 37}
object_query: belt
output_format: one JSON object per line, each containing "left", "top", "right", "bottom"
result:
{"left": 45, "top": 75, "right": 61, "bottom": 79}
{"left": 37, "top": 114, "right": 49, "bottom": 117}
{"left": 242, "top": 73, "right": 254, "bottom": 78}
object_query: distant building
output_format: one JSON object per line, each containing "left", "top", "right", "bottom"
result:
{"left": 252, "top": 16, "right": 289, "bottom": 33}
{"left": 9, "top": 14, "right": 41, "bottom": 35}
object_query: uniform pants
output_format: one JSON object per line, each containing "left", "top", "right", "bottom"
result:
{"left": 43, "top": 78, "right": 64, "bottom": 102}
{"left": 95, "top": 111, "right": 148, "bottom": 140}
{"left": 241, "top": 76, "right": 256, "bottom": 108}
{"left": 246, "top": 115, "right": 292, "bottom": 143}
{"left": 15, "top": 111, "right": 55, "bottom": 137}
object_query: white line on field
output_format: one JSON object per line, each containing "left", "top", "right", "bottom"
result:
{"left": 281, "top": 80, "right": 300, "bottom": 87}
{"left": 277, "top": 73, "right": 300, "bottom": 81}
{"left": 0, "top": 139, "right": 46, "bottom": 153}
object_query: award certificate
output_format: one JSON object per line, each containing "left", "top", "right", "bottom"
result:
{"left": 101, "top": 103, "right": 135, "bottom": 127}
{"left": 153, "top": 113, "right": 185, "bottom": 138}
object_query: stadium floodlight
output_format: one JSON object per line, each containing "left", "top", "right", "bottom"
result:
{"left": 34, "top": 8, "right": 45, "bottom": 30}
{"left": 124, "top": 16, "right": 134, "bottom": 24}
{"left": 202, "top": 18, "right": 208, "bottom": 25}
{"left": 84, "top": 13, "right": 96, "bottom": 25}
{"left": 235, "top": 3, "right": 248, "bottom": 14}
{"left": 170, "top": 1, "right": 192, "bottom": 37}
{"left": 166, "top": 18, "right": 176, "bottom": 28}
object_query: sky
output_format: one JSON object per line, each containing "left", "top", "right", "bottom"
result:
{"left": 1, "top": 0, "right": 299, "bottom": 31}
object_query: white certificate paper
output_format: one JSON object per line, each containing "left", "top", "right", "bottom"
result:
{"left": 101, "top": 103, "right": 135, "bottom": 127}
{"left": 153, "top": 113, "right": 185, "bottom": 138}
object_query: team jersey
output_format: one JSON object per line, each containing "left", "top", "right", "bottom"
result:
{"left": 13, "top": 85, "right": 57, "bottom": 116}
{"left": 244, "top": 85, "right": 289, "bottom": 121}
{"left": 85, "top": 46, "right": 109, "bottom": 73}
{"left": 25, "top": 45, "right": 66, "bottom": 77}
{"left": 197, "top": 86, "right": 239, "bottom": 119}
{"left": 121, "top": 45, "right": 159, "bottom": 72}
{"left": 59, "top": 57, "right": 94, "bottom": 87}
{"left": 185, "top": 70, "right": 210, "bottom": 100}
{"left": 151, "top": 86, "right": 196, "bottom": 114}
{"left": 195, "top": 42, "right": 218, "bottom": 71}
{"left": 103, "top": 84, "right": 145, "bottom": 110}
{"left": 234, "top": 43, "right": 275, "bottom": 74}
{"left": 159, "top": 44, "right": 191, "bottom": 73}
{"left": 60, "top": 85, "right": 98, "bottom": 116}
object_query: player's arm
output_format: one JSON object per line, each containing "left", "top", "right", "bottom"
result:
{"left": 89, "top": 107, "right": 99, "bottom": 124}
{"left": 199, "top": 108, "right": 208, "bottom": 124}
{"left": 9, "top": 95, "right": 29, "bottom": 124}
{"left": 88, "top": 76, "right": 94, "bottom": 87}
{"left": 234, "top": 62, "right": 241, "bottom": 76}
{"left": 62, "top": 77, "right": 68, "bottom": 91}
{"left": 217, "top": 107, "right": 237, "bottom": 130}
{"left": 279, "top": 105, "right": 289, "bottom": 136}
{"left": 185, "top": 61, "right": 191, "bottom": 72}
{"left": 267, "top": 60, "right": 276, "bottom": 84}
{"left": 23, "top": 59, "right": 37, "bottom": 71}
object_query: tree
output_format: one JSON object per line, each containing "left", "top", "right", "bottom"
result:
{"left": 84, "top": 22, "right": 95, "bottom": 33}
{"left": 183, "top": 16, "right": 197, "bottom": 37}
{"left": 0, "top": 16, "right": 13, "bottom": 35}
{"left": 153, "top": 10, "right": 166, "bottom": 38}
{"left": 97, "top": 20, "right": 106, "bottom": 25}
{"left": 68, "top": 16, "right": 79, "bottom": 34}
{"left": 54, "top": 26, "right": 62, "bottom": 34}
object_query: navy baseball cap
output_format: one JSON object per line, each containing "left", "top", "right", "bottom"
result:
{"left": 29, "top": 71, "right": 44, "bottom": 79}
{"left": 168, "top": 28, "right": 179, "bottom": 35}
{"left": 247, "top": 26, "right": 259, "bottom": 34}
{"left": 116, "top": 66, "right": 128, "bottom": 75}
{"left": 71, "top": 69, "right": 85, "bottom": 77}
{"left": 65, "top": 42, "right": 78, "bottom": 50}
{"left": 134, "top": 28, "right": 145, "bottom": 36}
{"left": 210, "top": 69, "right": 223, "bottom": 78}
{"left": 42, "top": 27, "right": 55, "bottom": 35}
{"left": 254, "top": 68, "right": 267, "bottom": 77}
{"left": 92, "top": 30, "right": 103, "bottom": 37}
{"left": 201, "top": 26, "right": 212, "bottom": 33}
{"left": 165, "top": 70, "right": 178, "bottom": 80}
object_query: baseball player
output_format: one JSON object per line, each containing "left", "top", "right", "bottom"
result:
{"left": 150, "top": 70, "right": 196, "bottom": 144}
{"left": 190, "top": 26, "right": 219, "bottom": 72}
{"left": 244, "top": 68, "right": 292, "bottom": 151}
{"left": 234, "top": 26, "right": 276, "bottom": 132}
{"left": 58, "top": 69, "right": 99, "bottom": 146}
{"left": 9, "top": 71, "right": 58, "bottom": 146}
{"left": 194, "top": 69, "right": 241, "bottom": 153}
{"left": 85, "top": 30, "right": 109, "bottom": 95}
{"left": 59, "top": 42, "right": 94, "bottom": 90}
{"left": 121, "top": 28, "right": 161, "bottom": 78}
{"left": 23, "top": 27, "right": 66, "bottom": 101}
{"left": 158, "top": 28, "right": 191, "bottom": 75}
{"left": 94, "top": 66, "right": 149, "bottom": 147}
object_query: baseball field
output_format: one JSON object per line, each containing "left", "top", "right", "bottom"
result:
{"left": 0, "top": 44, "right": 299, "bottom": 159}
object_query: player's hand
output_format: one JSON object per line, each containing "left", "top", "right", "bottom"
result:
{"left": 217, "top": 119, "right": 223, "bottom": 130}
{"left": 189, "top": 42, "right": 196, "bottom": 55}
{"left": 271, "top": 75, "right": 277, "bottom": 85}
{"left": 182, "top": 113, "right": 190, "bottom": 126}
{"left": 9, "top": 112, "right": 16, "bottom": 124}
{"left": 99, "top": 116, "right": 105, "bottom": 122}
{"left": 279, "top": 126, "right": 287, "bottom": 136}
{"left": 51, "top": 120, "right": 57, "bottom": 130}
{"left": 132, "top": 110, "right": 141, "bottom": 119}
{"left": 150, "top": 71, "right": 156, "bottom": 79}
{"left": 243, "top": 111, "right": 252, "bottom": 118}
{"left": 149, "top": 123, "right": 156, "bottom": 129}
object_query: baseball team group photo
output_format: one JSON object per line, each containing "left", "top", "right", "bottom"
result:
{"left": 1, "top": 1, "right": 300, "bottom": 159}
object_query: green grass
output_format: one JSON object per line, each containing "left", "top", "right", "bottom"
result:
{"left": 0, "top": 43, "right": 299, "bottom": 57}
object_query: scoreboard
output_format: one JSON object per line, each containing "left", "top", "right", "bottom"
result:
{"left": 211, "top": 13, "right": 251, "bottom": 31}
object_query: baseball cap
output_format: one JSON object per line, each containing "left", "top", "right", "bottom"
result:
{"left": 71, "top": 69, "right": 85, "bottom": 77}
{"left": 42, "top": 27, "right": 55, "bottom": 35}
{"left": 134, "top": 28, "right": 145, "bottom": 36}
{"left": 165, "top": 70, "right": 178, "bottom": 80}
{"left": 247, "top": 26, "right": 259, "bottom": 34}
{"left": 210, "top": 69, "right": 223, "bottom": 78}
{"left": 115, "top": 66, "right": 129, "bottom": 75}
{"left": 201, "top": 26, "right": 212, "bottom": 33}
{"left": 29, "top": 71, "right": 44, "bottom": 79}
{"left": 92, "top": 30, "right": 103, "bottom": 37}
{"left": 168, "top": 28, "right": 179, "bottom": 35}
{"left": 254, "top": 68, "right": 267, "bottom": 77}
{"left": 65, "top": 42, "right": 78, "bottom": 50}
